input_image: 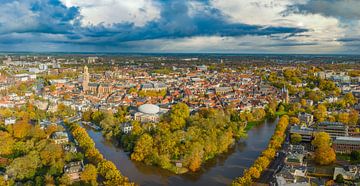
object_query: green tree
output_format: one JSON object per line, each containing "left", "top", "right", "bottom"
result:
{"left": 335, "top": 174, "right": 344, "bottom": 183}
{"left": 350, "top": 150, "right": 360, "bottom": 162}
{"left": 291, "top": 133, "right": 302, "bottom": 144}
{"left": 6, "top": 152, "right": 41, "bottom": 180}
{"left": 168, "top": 102, "right": 190, "bottom": 130}
{"left": 40, "top": 143, "right": 63, "bottom": 166}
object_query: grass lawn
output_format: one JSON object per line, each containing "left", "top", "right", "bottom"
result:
{"left": 275, "top": 111, "right": 288, "bottom": 116}
{"left": 245, "top": 121, "right": 263, "bottom": 131}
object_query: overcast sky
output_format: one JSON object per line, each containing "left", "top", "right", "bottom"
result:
{"left": 1, "top": 0, "right": 359, "bottom": 53}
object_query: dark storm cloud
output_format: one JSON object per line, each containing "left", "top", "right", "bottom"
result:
{"left": 0, "top": 0, "right": 308, "bottom": 51}
{"left": 285, "top": 0, "right": 360, "bottom": 20}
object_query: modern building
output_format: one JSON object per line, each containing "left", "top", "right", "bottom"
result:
{"left": 290, "top": 125, "right": 314, "bottom": 142}
{"left": 332, "top": 136, "right": 360, "bottom": 153}
{"left": 317, "top": 122, "right": 349, "bottom": 139}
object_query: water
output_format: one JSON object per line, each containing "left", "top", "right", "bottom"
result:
{"left": 85, "top": 118, "right": 278, "bottom": 186}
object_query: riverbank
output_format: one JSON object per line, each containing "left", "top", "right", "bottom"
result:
{"left": 232, "top": 115, "right": 289, "bottom": 185}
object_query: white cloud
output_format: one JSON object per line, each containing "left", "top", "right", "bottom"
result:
{"left": 60, "top": 0, "right": 160, "bottom": 26}
{"left": 210, "top": 0, "right": 345, "bottom": 49}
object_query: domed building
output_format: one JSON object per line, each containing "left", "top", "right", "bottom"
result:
{"left": 134, "top": 104, "right": 168, "bottom": 123}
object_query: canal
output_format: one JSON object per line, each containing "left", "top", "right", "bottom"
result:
{"left": 84, "top": 118, "right": 278, "bottom": 186}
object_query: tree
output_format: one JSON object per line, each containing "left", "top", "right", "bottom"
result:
{"left": 49, "top": 85, "right": 56, "bottom": 92}
{"left": 40, "top": 143, "right": 63, "bottom": 166}
{"left": 246, "top": 166, "right": 261, "bottom": 179}
{"left": 82, "top": 110, "right": 92, "bottom": 122}
{"left": 168, "top": 102, "right": 190, "bottom": 130}
{"left": 252, "top": 108, "right": 266, "bottom": 121}
{"left": 12, "top": 121, "right": 32, "bottom": 139}
{"left": 314, "top": 146, "right": 336, "bottom": 165}
{"left": 6, "top": 152, "right": 41, "bottom": 180}
{"left": 0, "top": 131, "right": 14, "bottom": 155}
{"left": 312, "top": 132, "right": 331, "bottom": 148}
{"left": 277, "top": 105, "right": 285, "bottom": 112}
{"left": 338, "top": 113, "right": 349, "bottom": 124}
{"left": 59, "top": 174, "right": 72, "bottom": 186}
{"left": 185, "top": 142, "right": 204, "bottom": 172}
{"left": 91, "top": 111, "right": 104, "bottom": 124}
{"left": 335, "top": 174, "right": 344, "bottom": 183}
{"left": 131, "top": 133, "right": 154, "bottom": 161}
{"left": 291, "top": 133, "right": 302, "bottom": 144}
{"left": 289, "top": 117, "right": 300, "bottom": 125}
{"left": 344, "top": 92, "right": 357, "bottom": 106}
{"left": 314, "top": 104, "right": 327, "bottom": 122}
{"left": 349, "top": 109, "right": 359, "bottom": 126}
{"left": 81, "top": 164, "right": 98, "bottom": 185}
{"left": 350, "top": 150, "right": 360, "bottom": 162}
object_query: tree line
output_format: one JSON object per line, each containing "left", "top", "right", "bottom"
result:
{"left": 64, "top": 122, "right": 135, "bottom": 186}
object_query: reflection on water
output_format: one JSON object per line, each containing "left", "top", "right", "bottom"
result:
{"left": 85, "top": 118, "right": 278, "bottom": 186}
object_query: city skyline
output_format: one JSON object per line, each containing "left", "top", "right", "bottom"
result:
{"left": 1, "top": 0, "right": 360, "bottom": 54}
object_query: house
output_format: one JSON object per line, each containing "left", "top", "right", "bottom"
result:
{"left": 63, "top": 144, "right": 77, "bottom": 153}
{"left": 298, "top": 112, "right": 314, "bottom": 125}
{"left": 121, "top": 122, "right": 133, "bottom": 134}
{"left": 51, "top": 132, "right": 69, "bottom": 144}
{"left": 333, "top": 166, "right": 360, "bottom": 181}
{"left": 285, "top": 145, "right": 306, "bottom": 166}
{"left": 275, "top": 166, "right": 310, "bottom": 186}
{"left": 40, "top": 120, "right": 55, "bottom": 129}
{"left": 4, "top": 117, "right": 16, "bottom": 126}
{"left": 64, "top": 161, "right": 84, "bottom": 181}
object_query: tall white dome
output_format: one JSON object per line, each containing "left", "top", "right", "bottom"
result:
{"left": 138, "top": 104, "right": 160, "bottom": 114}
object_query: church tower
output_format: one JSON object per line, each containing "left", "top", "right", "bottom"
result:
{"left": 281, "top": 85, "right": 289, "bottom": 104}
{"left": 83, "top": 66, "right": 89, "bottom": 92}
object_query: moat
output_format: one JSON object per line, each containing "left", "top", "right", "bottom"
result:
{"left": 85, "top": 118, "right": 278, "bottom": 186}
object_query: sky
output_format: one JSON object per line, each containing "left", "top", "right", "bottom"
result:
{"left": 0, "top": 0, "right": 359, "bottom": 54}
